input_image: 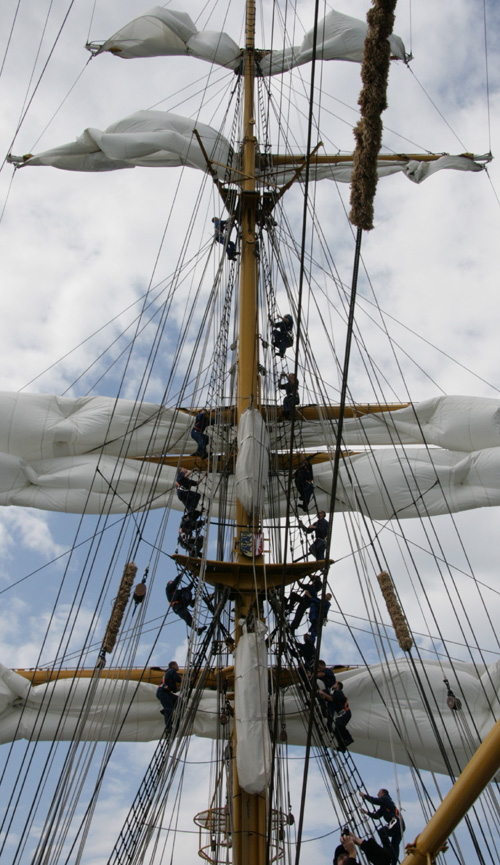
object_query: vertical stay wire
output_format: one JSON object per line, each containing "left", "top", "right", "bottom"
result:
{"left": 482, "top": 0, "right": 492, "bottom": 153}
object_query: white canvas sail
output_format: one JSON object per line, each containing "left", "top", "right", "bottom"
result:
{"left": 8, "top": 121, "right": 488, "bottom": 184}
{"left": 2, "top": 659, "right": 497, "bottom": 778}
{"left": 1, "top": 392, "right": 500, "bottom": 515}
{"left": 234, "top": 409, "right": 269, "bottom": 516}
{"left": 234, "top": 620, "right": 271, "bottom": 794}
{"left": 89, "top": 6, "right": 406, "bottom": 72}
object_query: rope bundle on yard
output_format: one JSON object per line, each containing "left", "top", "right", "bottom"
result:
{"left": 350, "top": 0, "right": 398, "bottom": 230}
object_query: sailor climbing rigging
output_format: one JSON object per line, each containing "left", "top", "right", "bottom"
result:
{"left": 156, "top": 661, "right": 181, "bottom": 728}
{"left": 271, "top": 313, "right": 294, "bottom": 357}
{"left": 166, "top": 574, "right": 207, "bottom": 635}
{"left": 294, "top": 454, "right": 314, "bottom": 512}
{"left": 176, "top": 467, "right": 205, "bottom": 512}
{"left": 309, "top": 592, "right": 331, "bottom": 643}
{"left": 278, "top": 371, "right": 300, "bottom": 420}
{"left": 190, "top": 408, "right": 213, "bottom": 460}
{"left": 212, "top": 217, "right": 238, "bottom": 261}
{"left": 359, "top": 789, "right": 405, "bottom": 865}
{"left": 300, "top": 510, "right": 329, "bottom": 559}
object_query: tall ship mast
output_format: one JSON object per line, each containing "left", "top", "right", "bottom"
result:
{"left": 0, "top": 2, "right": 499, "bottom": 864}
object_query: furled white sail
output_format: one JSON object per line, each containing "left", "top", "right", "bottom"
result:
{"left": 1, "top": 393, "right": 500, "bottom": 515}
{"left": 3, "top": 393, "right": 500, "bottom": 462}
{"left": 0, "top": 444, "right": 499, "bottom": 516}
{"left": 2, "top": 659, "right": 498, "bottom": 777}
{"left": 234, "top": 620, "right": 271, "bottom": 794}
{"left": 89, "top": 7, "right": 406, "bottom": 73}
{"left": 0, "top": 391, "right": 194, "bottom": 460}
{"left": 92, "top": 7, "right": 241, "bottom": 69}
{"left": 259, "top": 8, "right": 406, "bottom": 74}
{"left": 234, "top": 409, "right": 269, "bottom": 516}
{"left": 8, "top": 119, "right": 488, "bottom": 185}
{"left": 265, "top": 154, "right": 489, "bottom": 187}
{"left": 284, "top": 395, "right": 500, "bottom": 452}
{"left": 7, "top": 111, "right": 232, "bottom": 174}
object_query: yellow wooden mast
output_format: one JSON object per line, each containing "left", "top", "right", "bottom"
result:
{"left": 231, "top": 2, "right": 267, "bottom": 861}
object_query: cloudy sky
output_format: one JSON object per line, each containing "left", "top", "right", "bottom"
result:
{"left": 0, "top": 0, "right": 499, "bottom": 863}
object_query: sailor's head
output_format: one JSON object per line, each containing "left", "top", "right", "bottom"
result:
{"left": 333, "top": 844, "right": 350, "bottom": 865}
{"left": 318, "top": 511, "right": 326, "bottom": 519}
{"left": 325, "top": 593, "right": 332, "bottom": 601}
{"left": 333, "top": 680, "right": 342, "bottom": 691}
{"left": 284, "top": 314, "right": 293, "bottom": 325}
{"left": 168, "top": 661, "right": 179, "bottom": 671}
{"left": 318, "top": 660, "right": 326, "bottom": 670}
{"left": 378, "top": 788, "right": 389, "bottom": 798}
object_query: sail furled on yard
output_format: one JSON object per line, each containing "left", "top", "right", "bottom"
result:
{"left": 2, "top": 393, "right": 500, "bottom": 515}
{"left": 2, "top": 658, "right": 499, "bottom": 778}
{"left": 88, "top": 6, "right": 406, "bottom": 72}
{"left": 234, "top": 409, "right": 269, "bottom": 517}
{"left": 7, "top": 111, "right": 231, "bottom": 174}
{"left": 7, "top": 117, "right": 488, "bottom": 184}
{"left": 278, "top": 395, "right": 500, "bottom": 451}
{"left": 90, "top": 7, "right": 241, "bottom": 68}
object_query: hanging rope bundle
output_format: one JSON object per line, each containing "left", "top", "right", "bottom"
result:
{"left": 376, "top": 569, "right": 413, "bottom": 651}
{"left": 349, "top": 0, "right": 398, "bottom": 230}
{"left": 101, "top": 562, "right": 138, "bottom": 654}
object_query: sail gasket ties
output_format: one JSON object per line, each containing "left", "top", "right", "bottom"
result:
{"left": 350, "top": 0, "right": 398, "bottom": 230}
{"left": 101, "top": 562, "right": 138, "bottom": 655}
{"left": 376, "top": 570, "right": 413, "bottom": 652}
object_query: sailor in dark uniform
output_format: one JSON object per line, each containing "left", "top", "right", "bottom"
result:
{"left": 166, "top": 574, "right": 206, "bottom": 635}
{"left": 156, "top": 661, "right": 181, "bottom": 727}
{"left": 176, "top": 467, "right": 204, "bottom": 512}
{"left": 360, "top": 789, "right": 405, "bottom": 865}
{"left": 190, "top": 408, "right": 212, "bottom": 460}
{"left": 272, "top": 314, "right": 294, "bottom": 357}
{"left": 294, "top": 455, "right": 313, "bottom": 512}
{"left": 300, "top": 510, "right": 329, "bottom": 559}
{"left": 278, "top": 372, "right": 299, "bottom": 420}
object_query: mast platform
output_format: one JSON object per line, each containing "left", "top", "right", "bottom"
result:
{"left": 172, "top": 554, "right": 332, "bottom": 593}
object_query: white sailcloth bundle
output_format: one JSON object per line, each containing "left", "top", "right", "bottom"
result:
{"left": 7, "top": 111, "right": 232, "bottom": 174}
{"left": 234, "top": 620, "right": 271, "bottom": 794}
{"left": 89, "top": 6, "right": 406, "bottom": 72}
{"left": 8, "top": 114, "right": 488, "bottom": 185}
{"left": 234, "top": 409, "right": 269, "bottom": 516}
{"left": 1, "top": 392, "right": 500, "bottom": 516}
{"left": 1, "top": 658, "right": 498, "bottom": 778}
